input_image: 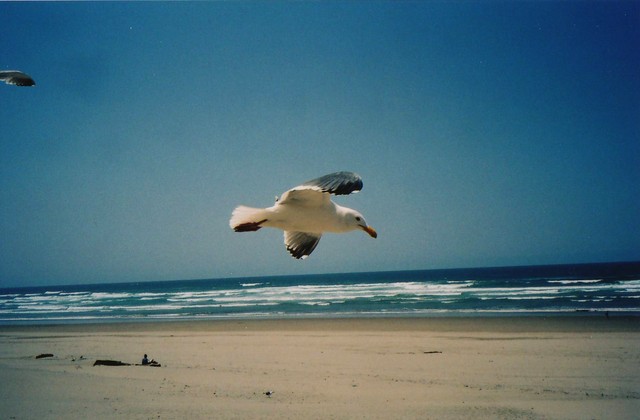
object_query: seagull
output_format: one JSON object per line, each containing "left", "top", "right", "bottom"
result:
{"left": 230, "top": 171, "right": 377, "bottom": 259}
{"left": 0, "top": 70, "right": 36, "bottom": 86}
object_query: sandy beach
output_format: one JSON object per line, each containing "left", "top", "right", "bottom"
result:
{"left": 1, "top": 317, "right": 638, "bottom": 419}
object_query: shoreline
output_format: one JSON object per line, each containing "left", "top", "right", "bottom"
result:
{"left": 1, "top": 314, "right": 639, "bottom": 333}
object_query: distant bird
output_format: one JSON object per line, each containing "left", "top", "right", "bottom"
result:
{"left": 264, "top": 391, "right": 274, "bottom": 397}
{"left": 230, "top": 171, "right": 377, "bottom": 259}
{"left": 0, "top": 70, "right": 36, "bottom": 86}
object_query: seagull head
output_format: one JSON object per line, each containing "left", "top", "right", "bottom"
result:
{"left": 348, "top": 210, "right": 377, "bottom": 238}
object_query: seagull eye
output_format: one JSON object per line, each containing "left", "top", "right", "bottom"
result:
{"left": 355, "top": 216, "right": 361, "bottom": 221}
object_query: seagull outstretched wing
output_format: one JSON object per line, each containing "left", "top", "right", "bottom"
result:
{"left": 0, "top": 70, "right": 35, "bottom": 86}
{"left": 284, "top": 231, "right": 322, "bottom": 259}
{"left": 278, "top": 171, "right": 363, "bottom": 205}
{"left": 301, "top": 171, "right": 363, "bottom": 195}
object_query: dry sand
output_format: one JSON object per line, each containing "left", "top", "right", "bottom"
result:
{"left": 1, "top": 317, "right": 639, "bottom": 419}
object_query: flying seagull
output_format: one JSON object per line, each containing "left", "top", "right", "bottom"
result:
{"left": 0, "top": 70, "right": 36, "bottom": 87}
{"left": 230, "top": 171, "right": 377, "bottom": 259}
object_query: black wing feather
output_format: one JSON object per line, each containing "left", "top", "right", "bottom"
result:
{"left": 0, "top": 71, "right": 35, "bottom": 87}
{"left": 301, "top": 171, "right": 363, "bottom": 195}
{"left": 285, "top": 231, "right": 322, "bottom": 259}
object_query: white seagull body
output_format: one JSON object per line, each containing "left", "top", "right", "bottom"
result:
{"left": 230, "top": 171, "right": 377, "bottom": 259}
{"left": 0, "top": 70, "right": 36, "bottom": 87}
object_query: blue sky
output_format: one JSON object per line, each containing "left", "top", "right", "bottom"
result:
{"left": 1, "top": 1, "right": 639, "bottom": 287}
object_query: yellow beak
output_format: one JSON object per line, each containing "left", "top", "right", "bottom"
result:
{"left": 361, "top": 225, "right": 377, "bottom": 238}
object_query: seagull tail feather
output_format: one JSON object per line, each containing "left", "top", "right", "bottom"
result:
{"left": 230, "top": 206, "right": 270, "bottom": 232}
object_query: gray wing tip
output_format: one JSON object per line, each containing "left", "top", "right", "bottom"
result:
{"left": 286, "top": 246, "right": 309, "bottom": 259}
{"left": 0, "top": 71, "right": 36, "bottom": 86}
{"left": 302, "top": 171, "right": 363, "bottom": 195}
{"left": 285, "top": 232, "right": 322, "bottom": 259}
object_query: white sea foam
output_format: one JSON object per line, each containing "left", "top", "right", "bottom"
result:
{"left": 90, "top": 292, "right": 132, "bottom": 299}
{"left": 232, "top": 282, "right": 471, "bottom": 302}
{"left": 14, "top": 305, "right": 68, "bottom": 313}
{"left": 548, "top": 279, "right": 602, "bottom": 284}
{"left": 64, "top": 305, "right": 108, "bottom": 312}
{"left": 2, "top": 269, "right": 639, "bottom": 324}
{"left": 113, "top": 304, "right": 187, "bottom": 311}
{"left": 137, "top": 292, "right": 168, "bottom": 298}
{"left": 13, "top": 295, "right": 56, "bottom": 302}
{"left": 91, "top": 280, "right": 640, "bottom": 311}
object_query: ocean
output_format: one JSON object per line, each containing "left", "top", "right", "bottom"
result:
{"left": 1, "top": 262, "right": 639, "bottom": 325}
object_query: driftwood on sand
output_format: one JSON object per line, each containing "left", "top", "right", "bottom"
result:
{"left": 35, "top": 353, "right": 54, "bottom": 359}
{"left": 93, "top": 360, "right": 131, "bottom": 366}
